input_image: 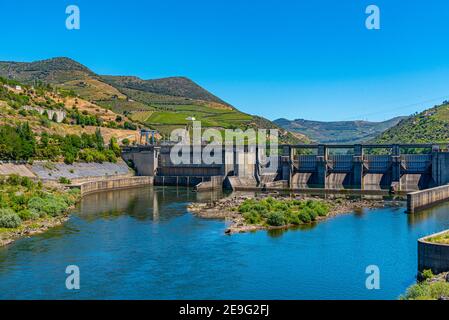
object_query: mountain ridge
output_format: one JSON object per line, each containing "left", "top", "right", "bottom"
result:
{"left": 373, "top": 102, "right": 449, "bottom": 144}
{"left": 275, "top": 116, "right": 407, "bottom": 144}
{"left": 0, "top": 57, "right": 307, "bottom": 144}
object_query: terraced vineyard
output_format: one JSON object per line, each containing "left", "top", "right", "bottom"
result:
{"left": 0, "top": 57, "right": 308, "bottom": 144}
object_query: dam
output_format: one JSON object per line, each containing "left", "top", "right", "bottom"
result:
{"left": 122, "top": 143, "right": 449, "bottom": 194}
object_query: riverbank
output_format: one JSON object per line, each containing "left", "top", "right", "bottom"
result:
{"left": 0, "top": 215, "right": 70, "bottom": 247}
{"left": 187, "top": 193, "right": 402, "bottom": 234}
{"left": 0, "top": 175, "right": 153, "bottom": 247}
{"left": 401, "top": 271, "right": 449, "bottom": 300}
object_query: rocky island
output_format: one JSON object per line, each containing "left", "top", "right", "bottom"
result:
{"left": 188, "top": 193, "right": 402, "bottom": 234}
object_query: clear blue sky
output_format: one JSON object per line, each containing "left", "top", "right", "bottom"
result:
{"left": 1, "top": 0, "right": 449, "bottom": 121}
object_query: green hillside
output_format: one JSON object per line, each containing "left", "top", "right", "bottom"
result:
{"left": 101, "top": 75, "right": 230, "bottom": 106}
{"left": 275, "top": 117, "right": 407, "bottom": 144}
{"left": 373, "top": 102, "right": 449, "bottom": 144}
{"left": 0, "top": 57, "right": 307, "bottom": 144}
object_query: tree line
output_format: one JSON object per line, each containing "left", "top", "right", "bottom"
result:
{"left": 0, "top": 123, "right": 121, "bottom": 164}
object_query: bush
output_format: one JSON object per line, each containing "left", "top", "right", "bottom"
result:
{"left": 267, "top": 212, "right": 285, "bottom": 226}
{"left": 18, "top": 209, "right": 39, "bottom": 221}
{"left": 243, "top": 211, "right": 262, "bottom": 224}
{"left": 27, "top": 197, "right": 47, "bottom": 217}
{"left": 251, "top": 203, "right": 269, "bottom": 216}
{"left": 303, "top": 207, "right": 318, "bottom": 221}
{"left": 20, "top": 176, "right": 34, "bottom": 188}
{"left": 0, "top": 209, "right": 22, "bottom": 228}
{"left": 429, "top": 281, "right": 449, "bottom": 299}
{"left": 284, "top": 210, "right": 301, "bottom": 225}
{"left": 235, "top": 198, "right": 332, "bottom": 227}
{"left": 64, "top": 153, "right": 76, "bottom": 164}
{"left": 238, "top": 200, "right": 256, "bottom": 213}
{"left": 402, "top": 281, "right": 449, "bottom": 300}
{"left": 6, "top": 174, "right": 21, "bottom": 186}
{"left": 402, "top": 283, "right": 431, "bottom": 300}
{"left": 298, "top": 210, "right": 312, "bottom": 223}
{"left": 420, "top": 269, "right": 434, "bottom": 281}
{"left": 58, "top": 177, "right": 72, "bottom": 185}
{"left": 310, "top": 202, "right": 330, "bottom": 217}
{"left": 28, "top": 194, "right": 69, "bottom": 217}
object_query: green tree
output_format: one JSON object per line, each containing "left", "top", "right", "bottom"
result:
{"left": 95, "top": 128, "right": 104, "bottom": 151}
{"left": 109, "top": 137, "right": 121, "bottom": 157}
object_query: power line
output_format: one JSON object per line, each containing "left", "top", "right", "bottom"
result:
{"left": 342, "top": 95, "right": 449, "bottom": 121}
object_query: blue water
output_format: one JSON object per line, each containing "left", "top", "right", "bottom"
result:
{"left": 1, "top": 186, "right": 449, "bottom": 300}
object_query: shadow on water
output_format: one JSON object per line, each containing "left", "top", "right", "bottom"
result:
{"left": 267, "top": 222, "right": 320, "bottom": 238}
{"left": 407, "top": 201, "right": 449, "bottom": 227}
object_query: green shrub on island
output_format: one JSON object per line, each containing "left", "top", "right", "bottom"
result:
{"left": 242, "top": 211, "right": 263, "bottom": 225}
{"left": 237, "top": 197, "right": 331, "bottom": 227}
{"left": 420, "top": 269, "right": 434, "bottom": 281}
{"left": 267, "top": 212, "right": 286, "bottom": 226}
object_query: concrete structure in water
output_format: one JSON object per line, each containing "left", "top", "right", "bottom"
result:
{"left": 122, "top": 143, "right": 449, "bottom": 194}
{"left": 418, "top": 230, "right": 449, "bottom": 274}
{"left": 407, "top": 184, "right": 449, "bottom": 213}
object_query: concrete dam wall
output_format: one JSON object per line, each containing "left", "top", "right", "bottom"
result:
{"left": 122, "top": 144, "right": 449, "bottom": 194}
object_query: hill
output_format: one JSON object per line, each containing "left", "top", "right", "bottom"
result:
{"left": 274, "top": 117, "right": 406, "bottom": 144}
{"left": 373, "top": 102, "right": 449, "bottom": 144}
{"left": 101, "top": 75, "right": 230, "bottom": 107}
{"left": 0, "top": 57, "right": 307, "bottom": 144}
{"left": 0, "top": 75, "right": 142, "bottom": 164}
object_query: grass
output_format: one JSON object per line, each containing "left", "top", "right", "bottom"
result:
{"left": 145, "top": 105, "right": 253, "bottom": 129}
{"left": 59, "top": 77, "right": 127, "bottom": 101}
{"left": 129, "top": 111, "right": 154, "bottom": 122}
{"left": 433, "top": 105, "right": 449, "bottom": 121}
{"left": 426, "top": 231, "right": 449, "bottom": 245}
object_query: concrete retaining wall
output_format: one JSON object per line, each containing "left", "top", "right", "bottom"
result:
{"left": 194, "top": 176, "right": 224, "bottom": 192}
{"left": 0, "top": 163, "right": 36, "bottom": 178}
{"left": 32, "top": 160, "right": 132, "bottom": 181}
{"left": 76, "top": 176, "right": 153, "bottom": 196}
{"left": 407, "top": 184, "right": 449, "bottom": 213}
{"left": 418, "top": 230, "right": 449, "bottom": 274}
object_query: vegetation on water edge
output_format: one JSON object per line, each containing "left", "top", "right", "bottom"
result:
{"left": 0, "top": 175, "right": 80, "bottom": 230}
{"left": 235, "top": 197, "right": 331, "bottom": 227}
{"left": 426, "top": 231, "right": 449, "bottom": 245}
{"left": 401, "top": 270, "right": 449, "bottom": 300}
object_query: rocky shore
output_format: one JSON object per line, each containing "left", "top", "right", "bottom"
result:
{"left": 0, "top": 214, "right": 70, "bottom": 247}
{"left": 188, "top": 192, "right": 403, "bottom": 234}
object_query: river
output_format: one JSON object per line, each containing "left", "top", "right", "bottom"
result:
{"left": 1, "top": 186, "right": 449, "bottom": 300}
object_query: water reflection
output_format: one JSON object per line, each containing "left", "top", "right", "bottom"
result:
{"left": 407, "top": 202, "right": 449, "bottom": 226}
{"left": 1, "top": 186, "right": 449, "bottom": 300}
{"left": 78, "top": 186, "right": 225, "bottom": 223}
